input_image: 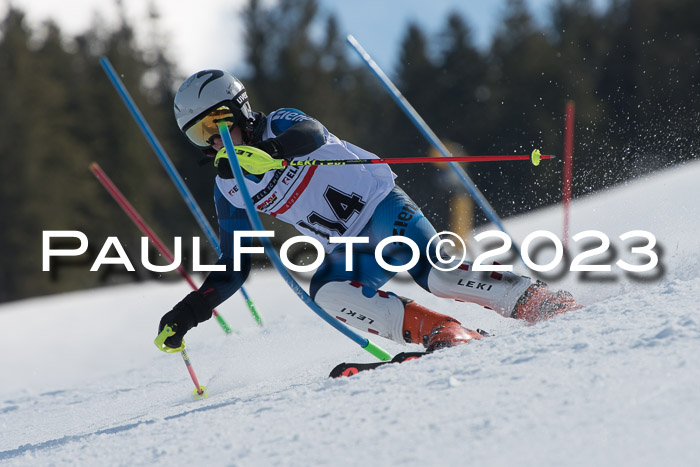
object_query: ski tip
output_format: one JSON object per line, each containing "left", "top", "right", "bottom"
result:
{"left": 193, "top": 385, "right": 208, "bottom": 400}
{"left": 329, "top": 352, "right": 427, "bottom": 378}
{"left": 329, "top": 365, "right": 361, "bottom": 378}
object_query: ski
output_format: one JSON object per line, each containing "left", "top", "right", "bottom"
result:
{"left": 329, "top": 352, "right": 428, "bottom": 378}
{"left": 329, "top": 329, "right": 492, "bottom": 378}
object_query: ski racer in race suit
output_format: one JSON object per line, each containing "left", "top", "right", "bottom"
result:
{"left": 158, "top": 70, "right": 582, "bottom": 351}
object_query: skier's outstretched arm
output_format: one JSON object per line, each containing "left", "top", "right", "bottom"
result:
{"left": 158, "top": 184, "right": 252, "bottom": 348}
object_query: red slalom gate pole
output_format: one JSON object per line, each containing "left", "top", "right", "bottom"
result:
{"left": 563, "top": 101, "right": 575, "bottom": 248}
{"left": 89, "top": 162, "right": 233, "bottom": 334}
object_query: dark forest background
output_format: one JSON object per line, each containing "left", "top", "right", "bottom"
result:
{"left": 1, "top": 0, "right": 698, "bottom": 303}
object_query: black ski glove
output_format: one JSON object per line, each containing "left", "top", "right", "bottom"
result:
{"left": 254, "top": 138, "right": 284, "bottom": 159}
{"left": 158, "top": 291, "right": 213, "bottom": 349}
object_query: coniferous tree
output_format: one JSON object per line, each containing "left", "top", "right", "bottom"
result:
{"left": 2, "top": 0, "right": 699, "bottom": 302}
{"left": 0, "top": 3, "right": 189, "bottom": 302}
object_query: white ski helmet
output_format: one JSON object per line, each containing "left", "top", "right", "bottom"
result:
{"left": 174, "top": 70, "right": 254, "bottom": 149}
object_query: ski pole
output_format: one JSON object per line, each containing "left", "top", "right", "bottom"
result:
{"left": 347, "top": 35, "right": 523, "bottom": 260}
{"left": 99, "top": 56, "right": 263, "bottom": 326}
{"left": 218, "top": 122, "right": 392, "bottom": 362}
{"left": 90, "top": 162, "right": 233, "bottom": 334}
{"left": 181, "top": 349, "right": 207, "bottom": 399}
{"left": 220, "top": 146, "right": 549, "bottom": 175}
{"left": 285, "top": 151, "right": 551, "bottom": 167}
{"left": 154, "top": 326, "right": 208, "bottom": 399}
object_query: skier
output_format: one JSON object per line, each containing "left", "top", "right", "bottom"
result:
{"left": 158, "top": 70, "right": 581, "bottom": 352}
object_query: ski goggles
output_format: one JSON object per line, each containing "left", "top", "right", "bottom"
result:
{"left": 184, "top": 105, "right": 236, "bottom": 148}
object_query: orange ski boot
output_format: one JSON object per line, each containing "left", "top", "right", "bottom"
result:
{"left": 401, "top": 299, "right": 483, "bottom": 353}
{"left": 511, "top": 280, "right": 582, "bottom": 324}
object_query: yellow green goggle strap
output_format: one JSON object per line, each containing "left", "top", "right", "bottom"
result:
{"left": 214, "top": 145, "right": 285, "bottom": 175}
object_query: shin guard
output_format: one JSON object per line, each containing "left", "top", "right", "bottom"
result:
{"left": 314, "top": 281, "right": 406, "bottom": 344}
{"left": 427, "top": 263, "right": 531, "bottom": 318}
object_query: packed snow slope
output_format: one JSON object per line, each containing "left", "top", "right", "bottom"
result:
{"left": 1, "top": 160, "right": 699, "bottom": 466}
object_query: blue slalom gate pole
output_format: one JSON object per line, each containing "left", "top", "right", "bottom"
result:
{"left": 218, "top": 122, "right": 391, "bottom": 362}
{"left": 346, "top": 35, "right": 514, "bottom": 239}
{"left": 99, "top": 56, "right": 263, "bottom": 325}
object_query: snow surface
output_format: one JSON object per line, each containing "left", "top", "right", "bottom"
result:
{"left": 2, "top": 160, "right": 700, "bottom": 466}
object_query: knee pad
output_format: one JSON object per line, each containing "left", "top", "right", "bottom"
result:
{"left": 426, "top": 263, "right": 531, "bottom": 317}
{"left": 314, "top": 281, "right": 406, "bottom": 344}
